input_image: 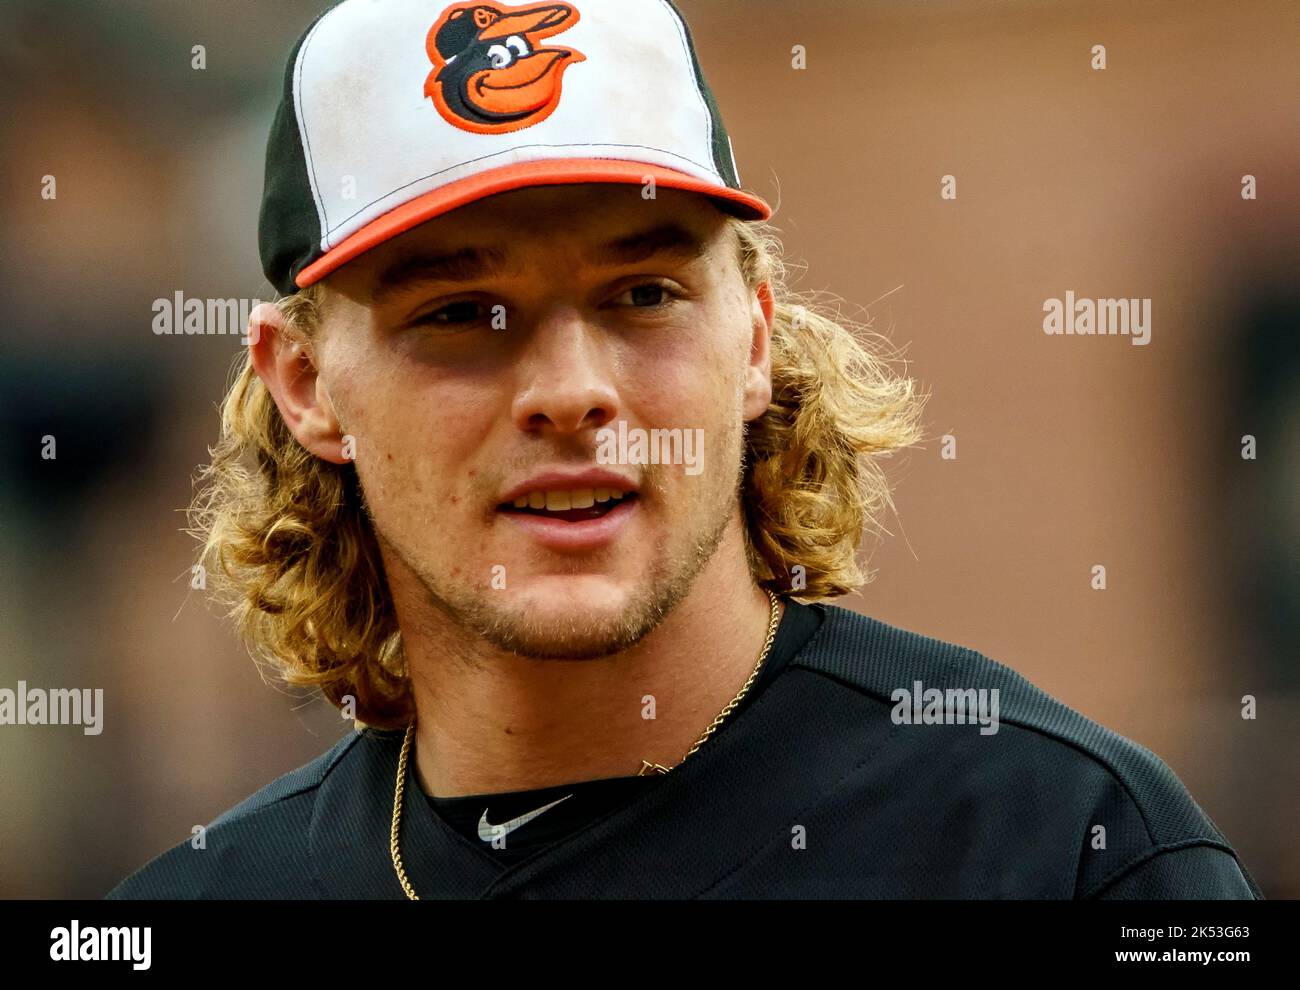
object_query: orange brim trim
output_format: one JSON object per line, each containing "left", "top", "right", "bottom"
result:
{"left": 295, "top": 158, "right": 772, "bottom": 288}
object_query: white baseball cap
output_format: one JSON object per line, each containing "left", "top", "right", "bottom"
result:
{"left": 258, "top": 0, "right": 773, "bottom": 295}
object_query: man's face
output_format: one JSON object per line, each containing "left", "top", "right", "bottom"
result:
{"left": 312, "top": 184, "right": 772, "bottom": 658}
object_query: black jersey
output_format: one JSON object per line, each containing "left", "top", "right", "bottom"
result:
{"left": 106, "top": 600, "right": 1262, "bottom": 899}
{"left": 420, "top": 596, "right": 823, "bottom": 867}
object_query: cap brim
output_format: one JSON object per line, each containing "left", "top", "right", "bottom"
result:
{"left": 294, "top": 158, "right": 772, "bottom": 289}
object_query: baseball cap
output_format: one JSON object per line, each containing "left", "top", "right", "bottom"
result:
{"left": 258, "top": 0, "right": 773, "bottom": 296}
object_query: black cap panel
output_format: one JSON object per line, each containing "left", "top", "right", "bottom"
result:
{"left": 258, "top": 4, "right": 343, "bottom": 296}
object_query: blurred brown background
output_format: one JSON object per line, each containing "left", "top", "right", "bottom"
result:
{"left": 1, "top": 0, "right": 1296, "bottom": 898}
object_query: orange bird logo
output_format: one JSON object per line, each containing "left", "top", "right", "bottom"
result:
{"left": 425, "top": 2, "right": 586, "bottom": 135}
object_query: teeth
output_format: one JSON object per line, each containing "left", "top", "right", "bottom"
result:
{"left": 509, "top": 488, "right": 632, "bottom": 510}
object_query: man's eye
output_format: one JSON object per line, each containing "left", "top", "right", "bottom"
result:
{"left": 414, "top": 300, "right": 484, "bottom": 325}
{"left": 612, "top": 282, "right": 675, "bottom": 308}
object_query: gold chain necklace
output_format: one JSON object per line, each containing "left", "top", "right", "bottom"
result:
{"left": 390, "top": 589, "right": 781, "bottom": 900}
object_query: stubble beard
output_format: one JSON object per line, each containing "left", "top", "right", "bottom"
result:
{"left": 375, "top": 419, "right": 748, "bottom": 663}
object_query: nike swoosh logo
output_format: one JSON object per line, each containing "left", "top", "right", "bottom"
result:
{"left": 478, "top": 793, "right": 573, "bottom": 842}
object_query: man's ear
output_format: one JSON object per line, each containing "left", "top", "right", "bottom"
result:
{"left": 246, "top": 302, "right": 350, "bottom": 465}
{"left": 742, "top": 280, "right": 775, "bottom": 422}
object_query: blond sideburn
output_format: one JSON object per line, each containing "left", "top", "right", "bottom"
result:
{"left": 189, "top": 218, "right": 927, "bottom": 728}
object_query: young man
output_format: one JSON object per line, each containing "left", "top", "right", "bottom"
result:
{"left": 109, "top": 0, "right": 1261, "bottom": 899}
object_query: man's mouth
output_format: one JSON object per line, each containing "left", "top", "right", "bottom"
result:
{"left": 497, "top": 487, "right": 639, "bottom": 523}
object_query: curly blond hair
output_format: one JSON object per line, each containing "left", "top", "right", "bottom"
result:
{"left": 189, "top": 217, "right": 927, "bottom": 727}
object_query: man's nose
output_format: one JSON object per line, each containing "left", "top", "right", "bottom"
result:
{"left": 510, "top": 308, "right": 620, "bottom": 436}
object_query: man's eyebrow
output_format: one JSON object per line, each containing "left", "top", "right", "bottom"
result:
{"left": 371, "top": 246, "right": 510, "bottom": 305}
{"left": 369, "top": 223, "right": 711, "bottom": 305}
{"left": 591, "top": 222, "right": 712, "bottom": 267}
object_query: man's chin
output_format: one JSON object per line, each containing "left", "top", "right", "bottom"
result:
{"left": 516, "top": 575, "right": 636, "bottom": 614}
{"left": 406, "top": 494, "right": 736, "bottom": 660}
{"left": 472, "top": 583, "right": 670, "bottom": 660}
